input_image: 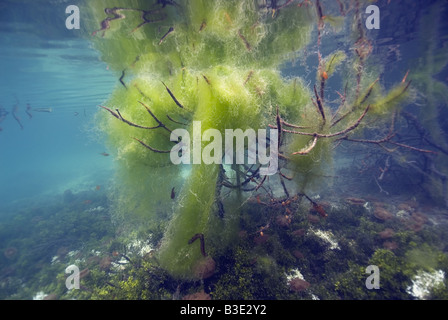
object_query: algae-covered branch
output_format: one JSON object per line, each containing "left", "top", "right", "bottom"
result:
{"left": 83, "top": 0, "right": 419, "bottom": 279}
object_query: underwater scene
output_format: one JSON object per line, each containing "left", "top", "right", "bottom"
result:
{"left": 1, "top": 0, "right": 448, "bottom": 302}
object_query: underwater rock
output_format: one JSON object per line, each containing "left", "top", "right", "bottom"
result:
{"left": 0, "top": 266, "right": 15, "bottom": 278}
{"left": 193, "top": 256, "right": 216, "bottom": 280}
{"left": 79, "top": 268, "right": 90, "bottom": 279}
{"left": 378, "top": 228, "right": 395, "bottom": 239}
{"left": 292, "top": 250, "right": 305, "bottom": 259}
{"left": 396, "top": 210, "right": 411, "bottom": 219}
{"left": 43, "top": 294, "right": 58, "bottom": 300}
{"left": 3, "top": 247, "right": 17, "bottom": 259}
{"left": 63, "top": 189, "right": 75, "bottom": 203}
{"left": 31, "top": 215, "right": 44, "bottom": 224}
{"left": 373, "top": 207, "right": 393, "bottom": 221}
{"left": 397, "top": 202, "right": 415, "bottom": 213}
{"left": 254, "top": 233, "right": 270, "bottom": 245}
{"left": 56, "top": 246, "right": 69, "bottom": 260}
{"left": 182, "top": 290, "right": 211, "bottom": 300}
{"left": 289, "top": 278, "right": 310, "bottom": 292}
{"left": 238, "top": 230, "right": 248, "bottom": 239}
{"left": 99, "top": 256, "right": 112, "bottom": 271}
{"left": 307, "top": 214, "right": 320, "bottom": 224}
{"left": 405, "top": 212, "right": 428, "bottom": 232}
{"left": 87, "top": 255, "right": 101, "bottom": 266}
{"left": 383, "top": 241, "right": 399, "bottom": 251}
{"left": 345, "top": 197, "right": 366, "bottom": 206}
{"left": 292, "top": 228, "right": 306, "bottom": 237}
{"left": 402, "top": 199, "right": 419, "bottom": 210}
{"left": 275, "top": 214, "right": 291, "bottom": 227}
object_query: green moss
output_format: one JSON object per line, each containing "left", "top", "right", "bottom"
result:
{"left": 211, "top": 245, "right": 288, "bottom": 300}
{"left": 332, "top": 262, "right": 369, "bottom": 299}
{"left": 405, "top": 244, "right": 441, "bottom": 272}
{"left": 85, "top": 257, "right": 174, "bottom": 300}
{"left": 367, "top": 249, "right": 413, "bottom": 299}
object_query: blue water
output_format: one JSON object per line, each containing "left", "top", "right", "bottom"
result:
{"left": 0, "top": 18, "right": 116, "bottom": 208}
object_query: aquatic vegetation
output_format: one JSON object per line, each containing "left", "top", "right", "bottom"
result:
{"left": 83, "top": 0, "right": 417, "bottom": 280}
{"left": 2, "top": 180, "right": 446, "bottom": 300}
{"left": 345, "top": 2, "right": 448, "bottom": 207}
{"left": 408, "top": 2, "right": 448, "bottom": 206}
{"left": 58, "top": 1, "right": 448, "bottom": 301}
{"left": 0, "top": 186, "right": 116, "bottom": 300}
{"left": 2, "top": 0, "right": 446, "bottom": 301}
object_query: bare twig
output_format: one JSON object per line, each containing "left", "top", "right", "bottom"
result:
{"left": 313, "top": 84, "right": 326, "bottom": 124}
{"left": 138, "top": 100, "right": 173, "bottom": 133}
{"left": 373, "top": 175, "right": 389, "bottom": 195}
{"left": 282, "top": 104, "right": 370, "bottom": 138}
{"left": 119, "top": 69, "right": 127, "bottom": 89}
{"left": 133, "top": 137, "right": 171, "bottom": 153}
{"left": 292, "top": 134, "right": 318, "bottom": 155}
{"left": 331, "top": 78, "right": 378, "bottom": 128}
{"left": 238, "top": 29, "right": 252, "bottom": 51}
{"left": 161, "top": 81, "right": 185, "bottom": 109}
{"left": 159, "top": 27, "right": 174, "bottom": 45}
{"left": 166, "top": 114, "right": 187, "bottom": 125}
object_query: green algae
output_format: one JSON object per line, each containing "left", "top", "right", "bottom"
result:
{"left": 83, "top": 0, "right": 415, "bottom": 279}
